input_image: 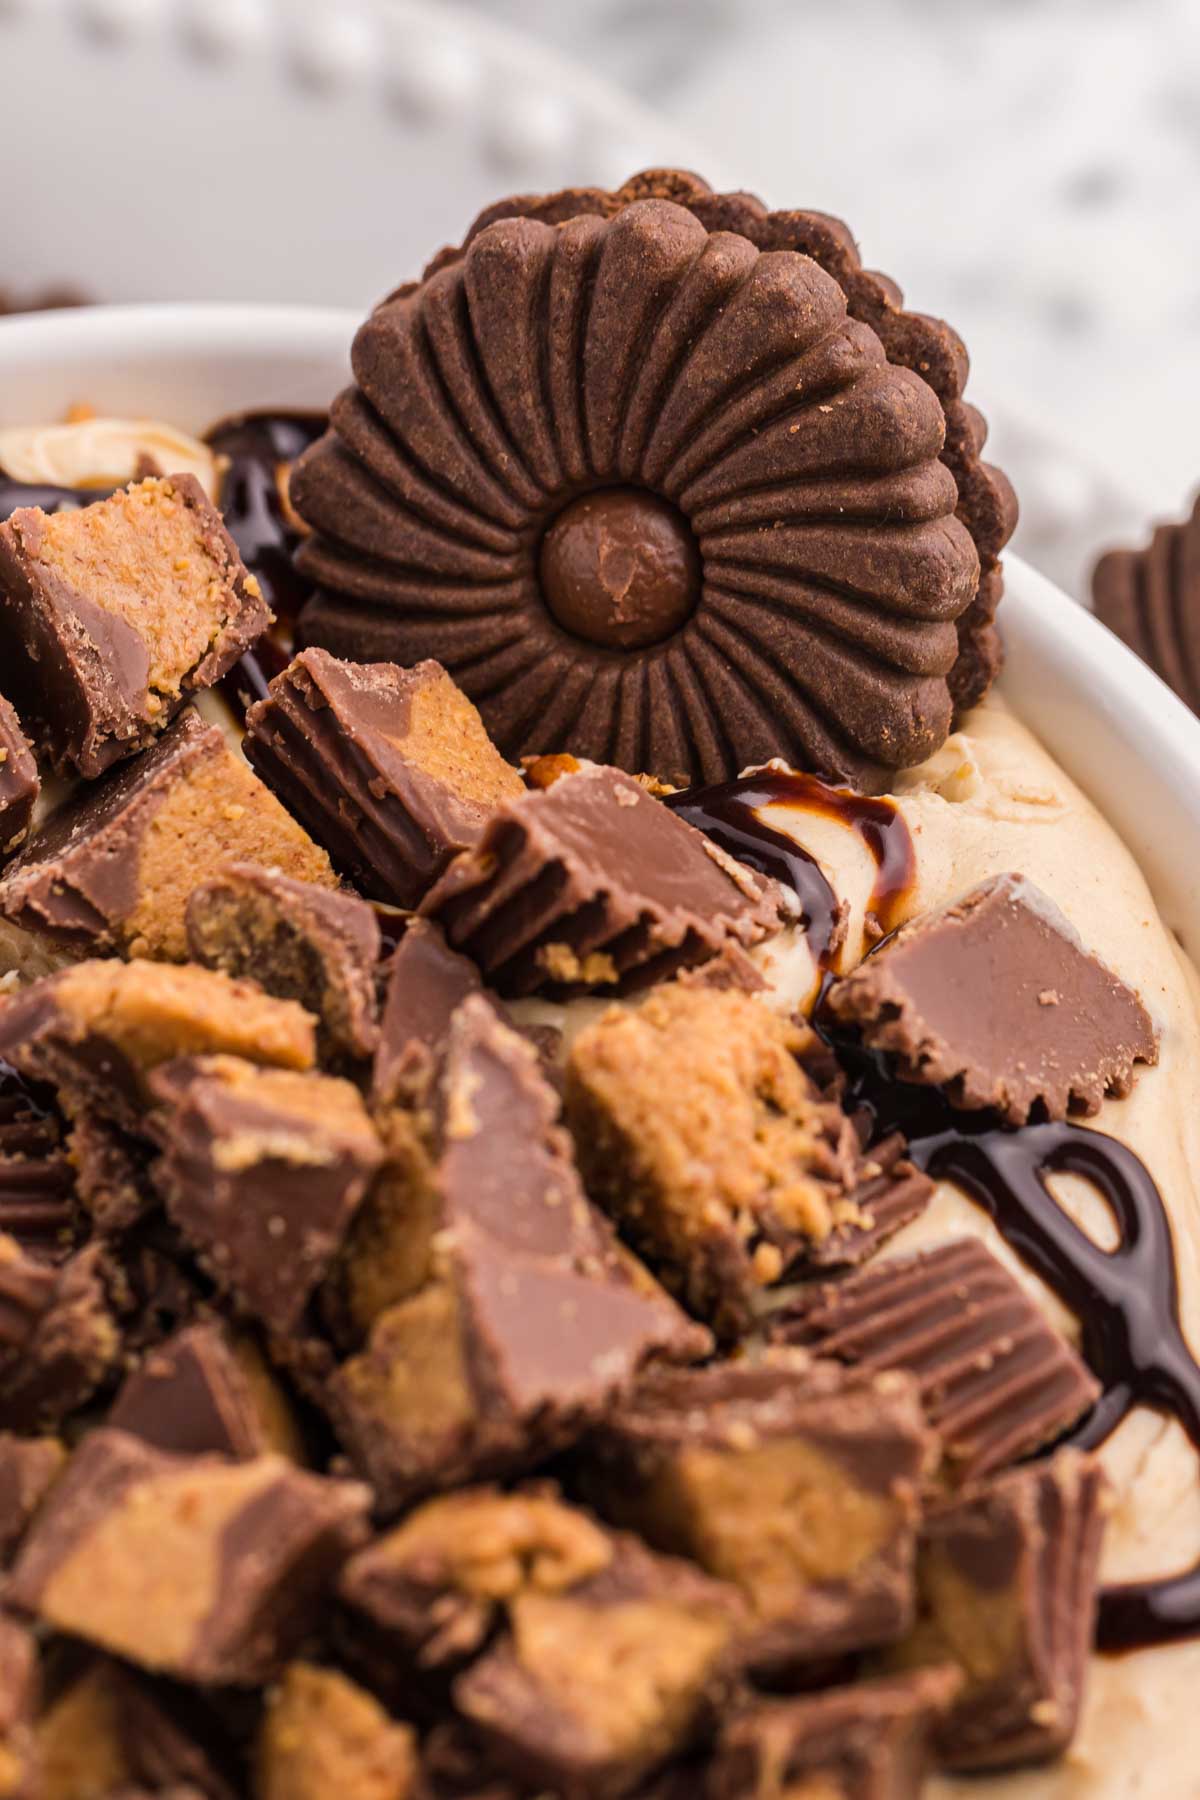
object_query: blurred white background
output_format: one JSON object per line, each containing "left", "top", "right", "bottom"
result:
{"left": 2, "top": 0, "right": 1197, "bottom": 596}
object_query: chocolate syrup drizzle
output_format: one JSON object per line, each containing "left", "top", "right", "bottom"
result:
{"left": 205, "top": 411, "right": 326, "bottom": 718}
{"left": 665, "top": 771, "right": 915, "bottom": 968}
{"left": 676, "top": 773, "right": 1200, "bottom": 1653}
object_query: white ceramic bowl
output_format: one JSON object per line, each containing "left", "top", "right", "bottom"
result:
{"left": 2, "top": 301, "right": 1199, "bottom": 951}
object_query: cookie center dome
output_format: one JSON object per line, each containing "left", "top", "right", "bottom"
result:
{"left": 539, "top": 488, "right": 700, "bottom": 651}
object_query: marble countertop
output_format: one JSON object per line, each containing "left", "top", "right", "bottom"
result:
{"left": 475, "top": 0, "right": 1200, "bottom": 600}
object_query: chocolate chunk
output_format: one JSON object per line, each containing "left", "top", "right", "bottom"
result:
{"left": 826, "top": 873, "right": 1158, "bottom": 1123}
{"left": 581, "top": 1358, "right": 932, "bottom": 1670}
{"left": 0, "top": 474, "right": 269, "bottom": 778}
{"left": 256, "top": 1663, "right": 419, "bottom": 1800}
{"left": 186, "top": 862, "right": 381, "bottom": 1066}
{"left": 0, "top": 1432, "right": 64, "bottom": 1565}
{"left": 293, "top": 195, "right": 982, "bottom": 791}
{"left": 0, "top": 1614, "right": 38, "bottom": 1800}
{"left": 1093, "top": 492, "right": 1200, "bottom": 712}
{"left": 67, "top": 1108, "right": 156, "bottom": 1232}
{"left": 326, "top": 996, "right": 705, "bottom": 1511}
{"left": 774, "top": 1237, "right": 1101, "bottom": 1483}
{"left": 149, "top": 1057, "right": 382, "bottom": 1334}
{"left": 889, "top": 1449, "right": 1107, "bottom": 1769}
{"left": 339, "top": 1483, "right": 615, "bottom": 1671}
{"left": 453, "top": 1521, "right": 745, "bottom": 1798}
{"left": 109, "top": 1322, "right": 303, "bottom": 1462}
{"left": 0, "top": 695, "right": 37, "bottom": 861}
{"left": 421, "top": 762, "right": 779, "bottom": 998}
{"left": 0, "top": 707, "right": 335, "bottom": 962}
{"left": 243, "top": 650, "right": 524, "bottom": 906}
{"left": 707, "top": 1665, "right": 962, "bottom": 1800}
{"left": 372, "top": 918, "right": 486, "bottom": 1108}
{"left": 9, "top": 1428, "right": 371, "bottom": 1684}
{"left": 0, "top": 959, "right": 317, "bottom": 1129}
{"left": 0, "top": 1238, "right": 121, "bottom": 1430}
{"left": 565, "top": 985, "right": 863, "bottom": 1333}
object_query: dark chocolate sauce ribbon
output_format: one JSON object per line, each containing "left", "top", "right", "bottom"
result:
{"left": 676, "top": 771, "right": 1200, "bottom": 1652}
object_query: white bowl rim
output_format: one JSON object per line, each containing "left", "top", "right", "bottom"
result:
{"left": 3, "top": 301, "right": 1199, "bottom": 947}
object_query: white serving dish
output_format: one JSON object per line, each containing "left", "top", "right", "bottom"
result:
{"left": 2, "top": 301, "right": 1199, "bottom": 953}
{"left": 0, "top": 0, "right": 710, "bottom": 311}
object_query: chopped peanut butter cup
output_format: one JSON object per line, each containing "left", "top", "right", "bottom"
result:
{"left": 244, "top": 650, "right": 524, "bottom": 907}
{"left": 1093, "top": 491, "right": 1200, "bottom": 712}
{"left": 0, "top": 1613, "right": 37, "bottom": 1799}
{"left": 565, "top": 985, "right": 864, "bottom": 1332}
{"left": 0, "top": 1432, "right": 65, "bottom": 1565}
{"left": 0, "top": 695, "right": 38, "bottom": 861}
{"left": 256, "top": 1662, "right": 419, "bottom": 1800}
{"left": 108, "top": 1321, "right": 303, "bottom": 1463}
{"left": 774, "top": 1236, "right": 1101, "bottom": 1483}
{"left": 8, "top": 1428, "right": 371, "bottom": 1685}
{"left": 0, "top": 708, "right": 336, "bottom": 963}
{"left": 581, "top": 1357, "right": 934, "bottom": 1671}
{"left": 0, "top": 474, "right": 269, "bottom": 778}
{"left": 421, "top": 761, "right": 780, "bottom": 998}
{"left": 293, "top": 195, "right": 983, "bottom": 789}
{"left": 888, "top": 1450, "right": 1107, "bottom": 1770}
{"left": 826, "top": 872, "right": 1158, "bottom": 1121}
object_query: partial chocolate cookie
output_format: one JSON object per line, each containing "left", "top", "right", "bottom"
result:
{"left": 826, "top": 873, "right": 1158, "bottom": 1121}
{"left": 0, "top": 708, "right": 336, "bottom": 963}
{"left": 708, "top": 1666, "right": 962, "bottom": 1800}
{"left": 149, "top": 1057, "right": 383, "bottom": 1334}
{"left": 8, "top": 1428, "right": 371, "bottom": 1685}
{"left": 0, "top": 474, "right": 269, "bottom": 777}
{"left": 421, "top": 761, "right": 780, "bottom": 997}
{"left": 257, "top": 1663, "right": 419, "bottom": 1800}
{"left": 0, "top": 959, "right": 317, "bottom": 1129}
{"left": 565, "top": 985, "right": 863, "bottom": 1332}
{"left": 889, "top": 1450, "right": 1107, "bottom": 1770}
{"left": 244, "top": 650, "right": 524, "bottom": 906}
{"left": 1093, "top": 492, "right": 1200, "bottom": 710}
{"left": 186, "top": 862, "right": 381, "bottom": 1066}
{"left": 580, "top": 1357, "right": 933, "bottom": 1670}
{"left": 293, "top": 196, "right": 981, "bottom": 789}
{"left": 0, "top": 694, "right": 37, "bottom": 859}
{"left": 775, "top": 1236, "right": 1101, "bottom": 1482}
{"left": 326, "top": 995, "right": 705, "bottom": 1510}
{"left": 428, "top": 168, "right": 1018, "bottom": 713}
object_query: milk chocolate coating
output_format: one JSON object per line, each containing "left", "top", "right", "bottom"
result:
{"left": 293, "top": 195, "right": 981, "bottom": 789}
{"left": 0, "top": 694, "right": 38, "bottom": 858}
{"left": 827, "top": 872, "right": 1159, "bottom": 1122}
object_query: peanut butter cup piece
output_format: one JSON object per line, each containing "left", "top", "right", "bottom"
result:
{"left": 293, "top": 196, "right": 981, "bottom": 789}
{"left": 8, "top": 1428, "right": 371, "bottom": 1685}
{"left": 149, "top": 1057, "right": 383, "bottom": 1334}
{"left": 826, "top": 873, "right": 1158, "bottom": 1121}
{"left": 0, "top": 708, "right": 335, "bottom": 963}
{"left": 257, "top": 1663, "right": 419, "bottom": 1800}
{"left": 452, "top": 1520, "right": 745, "bottom": 1798}
{"left": 774, "top": 1236, "right": 1101, "bottom": 1484}
{"left": 0, "top": 959, "right": 317, "bottom": 1129}
{"left": 888, "top": 1449, "right": 1107, "bottom": 1770}
{"left": 0, "top": 1237, "right": 121, "bottom": 1431}
{"left": 0, "top": 1432, "right": 65, "bottom": 1564}
{"left": 0, "top": 474, "right": 269, "bottom": 778}
{"left": 109, "top": 1321, "right": 304, "bottom": 1462}
{"left": 0, "top": 696, "right": 37, "bottom": 862}
{"left": 583, "top": 1358, "right": 933, "bottom": 1672}
{"left": 244, "top": 650, "right": 524, "bottom": 907}
{"left": 421, "top": 762, "right": 780, "bottom": 998}
{"left": 566, "top": 986, "right": 863, "bottom": 1332}
{"left": 0, "top": 1614, "right": 37, "bottom": 1800}
{"left": 326, "top": 996, "right": 704, "bottom": 1511}
{"left": 66, "top": 1108, "right": 157, "bottom": 1232}
{"left": 34, "top": 1662, "right": 136, "bottom": 1798}
{"left": 1093, "top": 492, "right": 1200, "bottom": 711}
{"left": 372, "top": 918, "right": 487, "bottom": 1108}
{"left": 708, "top": 1665, "right": 962, "bottom": 1800}
{"left": 186, "top": 862, "right": 381, "bottom": 1067}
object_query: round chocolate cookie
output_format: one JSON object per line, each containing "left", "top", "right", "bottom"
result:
{"left": 293, "top": 195, "right": 982, "bottom": 788}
